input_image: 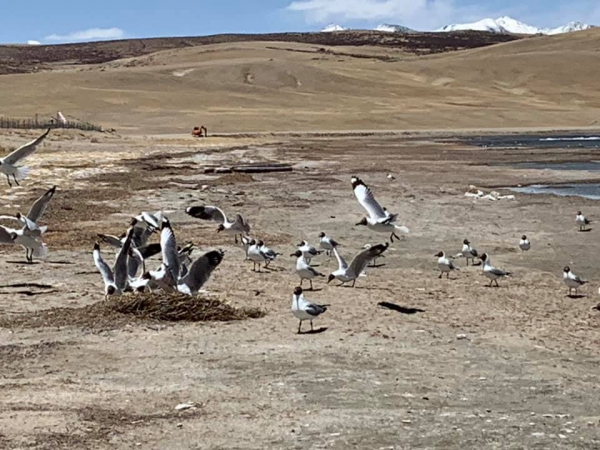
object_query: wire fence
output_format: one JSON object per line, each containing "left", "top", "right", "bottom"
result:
{"left": 0, "top": 115, "right": 103, "bottom": 132}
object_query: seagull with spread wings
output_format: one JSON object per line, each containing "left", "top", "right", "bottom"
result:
{"left": 186, "top": 205, "right": 250, "bottom": 243}
{"left": 0, "top": 128, "right": 51, "bottom": 187}
{"left": 351, "top": 176, "right": 409, "bottom": 242}
{"left": 328, "top": 243, "right": 389, "bottom": 287}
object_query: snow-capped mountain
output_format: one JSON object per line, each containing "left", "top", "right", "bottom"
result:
{"left": 321, "top": 24, "right": 347, "bottom": 32}
{"left": 439, "top": 16, "right": 593, "bottom": 35}
{"left": 375, "top": 23, "right": 414, "bottom": 33}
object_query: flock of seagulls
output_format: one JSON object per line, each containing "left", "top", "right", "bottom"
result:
{"left": 0, "top": 130, "right": 598, "bottom": 332}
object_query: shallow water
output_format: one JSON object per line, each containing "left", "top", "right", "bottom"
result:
{"left": 509, "top": 183, "right": 600, "bottom": 200}
{"left": 465, "top": 135, "right": 600, "bottom": 149}
{"left": 508, "top": 161, "right": 600, "bottom": 171}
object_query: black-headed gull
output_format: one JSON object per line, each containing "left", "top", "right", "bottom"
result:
{"left": 248, "top": 239, "right": 272, "bottom": 272}
{"left": 297, "top": 240, "right": 320, "bottom": 263}
{"left": 318, "top": 232, "right": 340, "bottom": 256}
{"left": 260, "top": 241, "right": 279, "bottom": 267}
{"left": 328, "top": 243, "right": 388, "bottom": 287}
{"left": 363, "top": 243, "right": 385, "bottom": 266}
{"left": 0, "top": 185, "right": 56, "bottom": 237}
{"left": 435, "top": 251, "right": 459, "bottom": 279}
{"left": 480, "top": 253, "right": 511, "bottom": 287}
{"left": 291, "top": 286, "right": 328, "bottom": 333}
{"left": 351, "top": 176, "right": 409, "bottom": 242}
{"left": 576, "top": 211, "right": 591, "bottom": 231}
{"left": 519, "top": 235, "right": 531, "bottom": 251}
{"left": 186, "top": 205, "right": 250, "bottom": 243}
{"left": 461, "top": 239, "right": 478, "bottom": 266}
{"left": 0, "top": 128, "right": 50, "bottom": 187}
{"left": 563, "top": 266, "right": 587, "bottom": 296}
{"left": 291, "top": 250, "right": 325, "bottom": 290}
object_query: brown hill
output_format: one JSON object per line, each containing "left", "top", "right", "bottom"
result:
{"left": 0, "top": 30, "right": 598, "bottom": 134}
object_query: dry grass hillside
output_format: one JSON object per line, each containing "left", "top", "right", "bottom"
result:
{"left": 1, "top": 29, "right": 599, "bottom": 133}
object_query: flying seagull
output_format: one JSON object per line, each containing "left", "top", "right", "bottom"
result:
{"left": 0, "top": 128, "right": 51, "bottom": 187}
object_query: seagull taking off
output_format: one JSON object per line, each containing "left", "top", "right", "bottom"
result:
{"left": 291, "top": 286, "right": 328, "bottom": 334}
{"left": 93, "top": 224, "right": 135, "bottom": 299}
{"left": 563, "top": 266, "right": 587, "bottom": 296}
{"left": 576, "top": 211, "right": 591, "bottom": 231}
{"left": 435, "top": 251, "right": 459, "bottom": 279}
{"left": 461, "top": 239, "right": 478, "bottom": 266}
{"left": 519, "top": 235, "right": 531, "bottom": 251}
{"left": 328, "top": 243, "right": 389, "bottom": 287}
{"left": 186, "top": 205, "right": 250, "bottom": 243}
{"left": 351, "top": 176, "right": 409, "bottom": 242}
{"left": 480, "top": 253, "right": 511, "bottom": 287}
{"left": 0, "top": 128, "right": 50, "bottom": 187}
{"left": 318, "top": 232, "right": 340, "bottom": 256}
{"left": 291, "top": 250, "right": 325, "bottom": 290}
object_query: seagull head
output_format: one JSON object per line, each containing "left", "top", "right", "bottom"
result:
{"left": 216, "top": 224, "right": 225, "bottom": 233}
{"left": 327, "top": 274, "right": 335, "bottom": 284}
{"left": 290, "top": 250, "right": 302, "bottom": 258}
{"left": 480, "top": 253, "right": 489, "bottom": 262}
{"left": 564, "top": 266, "right": 571, "bottom": 273}
{"left": 257, "top": 240, "right": 265, "bottom": 247}
{"left": 435, "top": 251, "right": 444, "bottom": 258}
{"left": 106, "top": 285, "right": 117, "bottom": 296}
{"left": 463, "top": 239, "right": 470, "bottom": 245}
{"left": 318, "top": 232, "right": 325, "bottom": 238}
{"left": 355, "top": 217, "right": 368, "bottom": 227}
{"left": 577, "top": 211, "right": 582, "bottom": 216}
{"left": 293, "top": 286, "right": 303, "bottom": 296}
{"left": 93, "top": 241, "right": 100, "bottom": 251}
{"left": 297, "top": 240, "right": 307, "bottom": 247}
{"left": 521, "top": 235, "right": 527, "bottom": 240}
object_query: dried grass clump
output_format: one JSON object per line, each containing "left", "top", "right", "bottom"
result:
{"left": 108, "top": 293, "right": 265, "bottom": 322}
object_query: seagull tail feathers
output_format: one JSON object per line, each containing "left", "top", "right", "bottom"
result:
{"left": 15, "top": 166, "right": 31, "bottom": 181}
{"left": 33, "top": 243, "right": 48, "bottom": 259}
{"left": 394, "top": 225, "right": 410, "bottom": 234}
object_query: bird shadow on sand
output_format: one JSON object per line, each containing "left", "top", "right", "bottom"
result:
{"left": 304, "top": 288, "right": 324, "bottom": 292}
{"left": 6, "top": 261, "right": 40, "bottom": 265}
{"left": 378, "top": 301, "right": 425, "bottom": 315}
{"left": 567, "top": 294, "right": 586, "bottom": 299}
{"left": 578, "top": 228, "right": 593, "bottom": 232}
{"left": 368, "top": 263, "right": 386, "bottom": 268}
{"left": 47, "top": 260, "right": 76, "bottom": 265}
{"left": 300, "top": 327, "right": 328, "bottom": 335}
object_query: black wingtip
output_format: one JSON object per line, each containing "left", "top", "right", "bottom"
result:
{"left": 185, "top": 206, "right": 211, "bottom": 220}
{"left": 205, "top": 249, "right": 225, "bottom": 267}
{"left": 93, "top": 241, "right": 100, "bottom": 250}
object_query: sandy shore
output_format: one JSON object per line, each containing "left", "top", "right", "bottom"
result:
{"left": 1, "top": 130, "right": 599, "bottom": 449}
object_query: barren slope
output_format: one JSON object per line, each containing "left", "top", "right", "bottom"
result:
{"left": 0, "top": 30, "right": 599, "bottom": 133}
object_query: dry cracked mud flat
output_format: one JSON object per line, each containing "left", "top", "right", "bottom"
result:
{"left": 1, "top": 130, "right": 600, "bottom": 449}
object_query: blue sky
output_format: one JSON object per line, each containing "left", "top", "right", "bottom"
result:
{"left": 2, "top": 0, "right": 599, "bottom": 44}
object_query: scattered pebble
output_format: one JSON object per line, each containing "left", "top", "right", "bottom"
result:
{"left": 559, "top": 434, "right": 567, "bottom": 439}
{"left": 401, "top": 419, "right": 411, "bottom": 424}
{"left": 531, "top": 432, "right": 545, "bottom": 437}
{"left": 457, "top": 334, "right": 468, "bottom": 340}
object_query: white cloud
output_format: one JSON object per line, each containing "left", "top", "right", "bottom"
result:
{"left": 44, "top": 27, "right": 125, "bottom": 43}
{"left": 287, "top": 0, "right": 460, "bottom": 29}
{"left": 27, "top": 40, "right": 41, "bottom": 45}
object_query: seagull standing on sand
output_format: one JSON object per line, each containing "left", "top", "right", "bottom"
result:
{"left": 576, "top": 211, "right": 591, "bottom": 231}
{"left": 328, "top": 243, "right": 389, "bottom": 287}
{"left": 186, "top": 205, "right": 250, "bottom": 243}
{"left": 435, "top": 251, "right": 459, "bottom": 279}
{"left": 248, "top": 240, "right": 271, "bottom": 272}
{"left": 291, "top": 250, "right": 325, "bottom": 290}
{"left": 480, "top": 253, "right": 511, "bottom": 287}
{"left": 318, "top": 232, "right": 340, "bottom": 256}
{"left": 519, "top": 235, "right": 531, "bottom": 251}
{"left": 563, "top": 266, "right": 587, "bottom": 296}
{"left": 298, "top": 240, "right": 320, "bottom": 263}
{"left": 260, "top": 241, "right": 279, "bottom": 267}
{"left": 0, "top": 128, "right": 50, "bottom": 187}
{"left": 461, "top": 239, "right": 478, "bottom": 266}
{"left": 291, "top": 287, "right": 328, "bottom": 333}
{"left": 351, "top": 176, "right": 409, "bottom": 242}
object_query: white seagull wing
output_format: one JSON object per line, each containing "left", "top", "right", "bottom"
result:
{"left": 348, "top": 243, "right": 389, "bottom": 277}
{"left": 332, "top": 247, "right": 348, "bottom": 271}
{"left": 351, "top": 177, "right": 387, "bottom": 221}
{"left": 178, "top": 250, "right": 224, "bottom": 295}
{"left": 185, "top": 205, "right": 227, "bottom": 224}
{"left": 114, "top": 226, "right": 134, "bottom": 291}
{"left": 3, "top": 128, "right": 51, "bottom": 165}
{"left": 0, "top": 225, "right": 15, "bottom": 244}
{"left": 160, "top": 219, "right": 181, "bottom": 282}
{"left": 93, "top": 243, "right": 115, "bottom": 287}
{"left": 27, "top": 186, "right": 56, "bottom": 223}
